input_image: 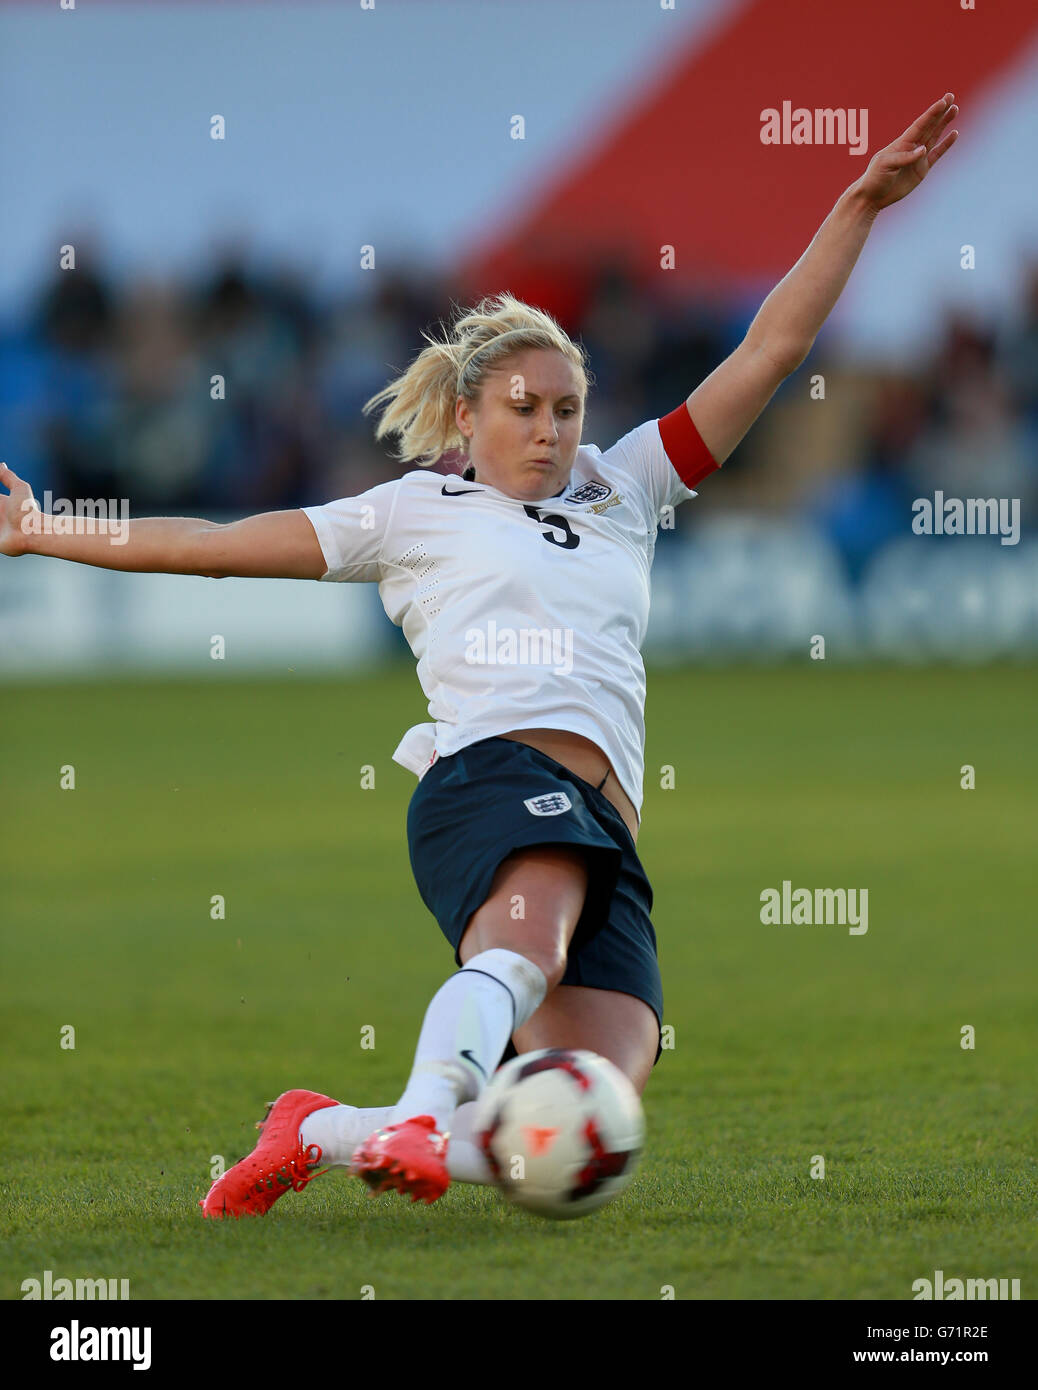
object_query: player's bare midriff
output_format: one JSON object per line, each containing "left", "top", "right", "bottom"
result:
{"left": 497, "top": 728, "right": 640, "bottom": 845}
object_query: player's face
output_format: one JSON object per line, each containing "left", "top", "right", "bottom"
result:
{"left": 457, "top": 348, "right": 585, "bottom": 501}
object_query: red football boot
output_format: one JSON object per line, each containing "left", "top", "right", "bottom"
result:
{"left": 199, "top": 1088, "right": 339, "bottom": 1219}
{"left": 349, "top": 1114, "right": 450, "bottom": 1204}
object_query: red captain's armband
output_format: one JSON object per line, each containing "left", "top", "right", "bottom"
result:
{"left": 657, "top": 403, "right": 720, "bottom": 489}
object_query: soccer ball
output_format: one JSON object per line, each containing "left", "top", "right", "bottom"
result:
{"left": 473, "top": 1048, "right": 645, "bottom": 1220}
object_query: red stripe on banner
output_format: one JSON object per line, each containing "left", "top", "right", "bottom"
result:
{"left": 657, "top": 404, "right": 719, "bottom": 490}
{"left": 458, "top": 0, "right": 1038, "bottom": 298}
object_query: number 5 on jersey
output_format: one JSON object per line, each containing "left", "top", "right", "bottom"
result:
{"left": 523, "top": 505, "right": 580, "bottom": 550}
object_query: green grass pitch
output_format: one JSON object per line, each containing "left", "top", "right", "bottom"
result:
{"left": 2, "top": 663, "right": 1035, "bottom": 1300}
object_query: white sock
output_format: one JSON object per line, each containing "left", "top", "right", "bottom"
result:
{"left": 441, "top": 1101, "right": 493, "bottom": 1184}
{"left": 300, "top": 1104, "right": 394, "bottom": 1167}
{"left": 300, "top": 1100, "right": 492, "bottom": 1184}
{"left": 390, "top": 948, "right": 547, "bottom": 1132}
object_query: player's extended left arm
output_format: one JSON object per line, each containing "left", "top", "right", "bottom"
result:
{"left": 685, "top": 93, "right": 959, "bottom": 466}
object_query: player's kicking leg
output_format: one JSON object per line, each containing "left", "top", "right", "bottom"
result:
{"left": 199, "top": 845, "right": 587, "bottom": 1216}
{"left": 198, "top": 981, "right": 656, "bottom": 1215}
{"left": 347, "top": 845, "right": 589, "bottom": 1203}
{"left": 223, "top": 982, "right": 658, "bottom": 1206}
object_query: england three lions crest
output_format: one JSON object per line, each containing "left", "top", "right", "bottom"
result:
{"left": 567, "top": 481, "right": 611, "bottom": 505}
{"left": 524, "top": 792, "right": 573, "bottom": 817}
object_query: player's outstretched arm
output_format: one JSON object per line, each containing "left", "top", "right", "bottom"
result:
{"left": 0, "top": 461, "right": 326, "bottom": 580}
{"left": 684, "top": 93, "right": 959, "bottom": 466}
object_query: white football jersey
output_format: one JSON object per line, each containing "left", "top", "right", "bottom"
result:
{"left": 302, "top": 404, "right": 718, "bottom": 817}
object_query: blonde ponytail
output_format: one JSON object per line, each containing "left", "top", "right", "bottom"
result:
{"left": 362, "top": 291, "right": 589, "bottom": 467}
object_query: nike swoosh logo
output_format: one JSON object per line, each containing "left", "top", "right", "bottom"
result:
{"left": 441, "top": 483, "right": 485, "bottom": 496}
{"left": 459, "top": 1049, "right": 487, "bottom": 1079}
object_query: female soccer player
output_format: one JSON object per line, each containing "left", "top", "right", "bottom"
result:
{"left": 0, "top": 95, "right": 957, "bottom": 1216}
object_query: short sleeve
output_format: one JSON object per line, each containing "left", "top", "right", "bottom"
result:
{"left": 301, "top": 477, "right": 401, "bottom": 582}
{"left": 602, "top": 404, "right": 720, "bottom": 523}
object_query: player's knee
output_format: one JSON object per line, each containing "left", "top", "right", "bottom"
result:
{"left": 527, "top": 942, "right": 568, "bottom": 993}
{"left": 460, "top": 923, "right": 567, "bottom": 992}
{"left": 491, "top": 937, "right": 567, "bottom": 994}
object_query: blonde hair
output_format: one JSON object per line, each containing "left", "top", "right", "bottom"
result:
{"left": 361, "top": 291, "right": 590, "bottom": 467}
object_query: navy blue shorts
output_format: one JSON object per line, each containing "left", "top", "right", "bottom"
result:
{"left": 406, "top": 736, "right": 664, "bottom": 1066}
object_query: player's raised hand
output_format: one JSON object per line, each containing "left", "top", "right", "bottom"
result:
{"left": 0, "top": 461, "right": 40, "bottom": 557}
{"left": 857, "top": 93, "right": 958, "bottom": 212}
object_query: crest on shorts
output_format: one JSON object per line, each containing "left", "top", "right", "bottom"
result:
{"left": 567, "top": 480, "right": 611, "bottom": 505}
{"left": 524, "top": 791, "right": 573, "bottom": 817}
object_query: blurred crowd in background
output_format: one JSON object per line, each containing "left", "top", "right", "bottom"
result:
{"left": 2, "top": 250, "right": 1036, "bottom": 584}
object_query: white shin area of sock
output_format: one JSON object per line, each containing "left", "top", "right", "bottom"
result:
{"left": 388, "top": 948, "right": 547, "bottom": 1132}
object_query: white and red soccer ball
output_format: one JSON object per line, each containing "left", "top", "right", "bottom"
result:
{"left": 473, "top": 1048, "right": 645, "bottom": 1220}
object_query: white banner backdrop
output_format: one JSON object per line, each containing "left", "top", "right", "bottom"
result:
{"left": 0, "top": 558, "right": 391, "bottom": 679}
{"left": 2, "top": 523, "right": 1035, "bottom": 680}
